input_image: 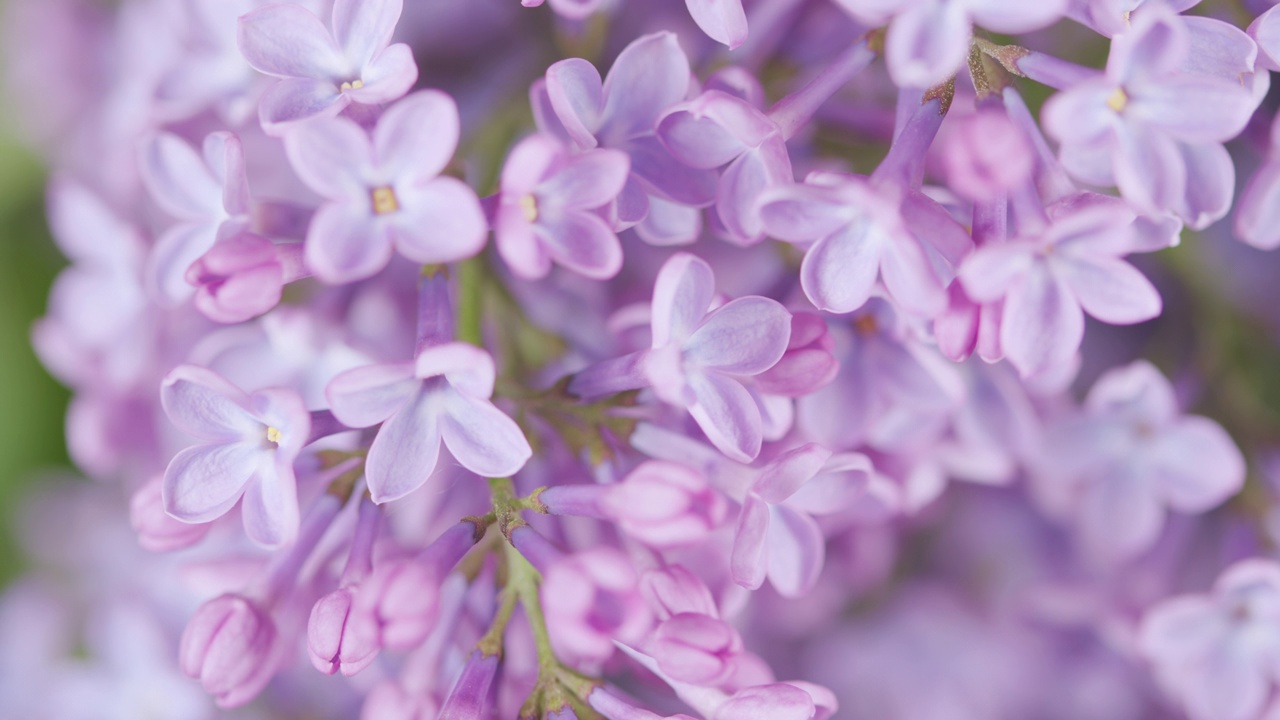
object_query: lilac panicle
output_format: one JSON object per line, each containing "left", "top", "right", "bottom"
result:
{"left": 160, "top": 364, "right": 312, "bottom": 548}
{"left": 237, "top": 0, "right": 417, "bottom": 132}
{"left": 283, "top": 89, "right": 487, "bottom": 283}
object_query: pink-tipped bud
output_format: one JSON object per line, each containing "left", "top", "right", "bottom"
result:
{"left": 542, "top": 548, "right": 652, "bottom": 665}
{"left": 640, "top": 565, "right": 720, "bottom": 620}
{"left": 753, "top": 312, "right": 838, "bottom": 397}
{"left": 129, "top": 475, "right": 210, "bottom": 552}
{"left": 186, "top": 233, "right": 299, "bottom": 324}
{"left": 308, "top": 586, "right": 379, "bottom": 676}
{"left": 647, "top": 613, "right": 744, "bottom": 686}
{"left": 437, "top": 650, "right": 499, "bottom": 719}
{"left": 939, "top": 109, "right": 1033, "bottom": 204}
{"left": 600, "top": 461, "right": 726, "bottom": 548}
{"left": 179, "top": 594, "right": 279, "bottom": 708}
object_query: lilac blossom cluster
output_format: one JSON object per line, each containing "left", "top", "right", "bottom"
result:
{"left": 9, "top": 0, "right": 1280, "bottom": 717}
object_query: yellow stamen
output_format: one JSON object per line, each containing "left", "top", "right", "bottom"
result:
{"left": 266, "top": 426, "right": 283, "bottom": 445}
{"left": 1106, "top": 87, "right": 1128, "bottom": 113}
{"left": 1122, "top": 10, "right": 1132, "bottom": 26}
{"left": 519, "top": 194, "right": 538, "bottom": 223}
{"left": 371, "top": 186, "right": 400, "bottom": 215}
{"left": 853, "top": 314, "right": 878, "bottom": 336}
{"left": 339, "top": 79, "right": 365, "bottom": 92}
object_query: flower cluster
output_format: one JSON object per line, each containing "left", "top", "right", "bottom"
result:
{"left": 7, "top": 0, "right": 1280, "bottom": 718}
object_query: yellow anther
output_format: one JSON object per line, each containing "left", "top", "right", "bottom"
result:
{"left": 339, "top": 79, "right": 365, "bottom": 92}
{"left": 371, "top": 186, "right": 400, "bottom": 215}
{"left": 519, "top": 194, "right": 538, "bottom": 223}
{"left": 1122, "top": 10, "right": 1132, "bottom": 26}
{"left": 853, "top": 314, "right": 878, "bottom": 336}
{"left": 266, "top": 426, "right": 283, "bottom": 445}
{"left": 1106, "top": 87, "right": 1128, "bottom": 113}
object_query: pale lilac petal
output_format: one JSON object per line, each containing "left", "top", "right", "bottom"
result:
{"left": 241, "top": 461, "right": 300, "bottom": 548}
{"left": 163, "top": 444, "right": 259, "bottom": 522}
{"left": 542, "top": 149, "right": 631, "bottom": 210}
{"left": 161, "top": 365, "right": 258, "bottom": 440}
{"left": 1115, "top": 127, "right": 1187, "bottom": 216}
{"left": 1236, "top": 159, "right": 1280, "bottom": 249}
{"left": 258, "top": 78, "right": 346, "bottom": 133}
{"left": 391, "top": 177, "right": 487, "bottom": 264}
{"left": 347, "top": 44, "right": 418, "bottom": 104}
{"left": 332, "top": 0, "right": 401, "bottom": 65}
{"left": 1182, "top": 16, "right": 1258, "bottom": 80}
{"left": 958, "top": 242, "right": 1035, "bottom": 303}
{"left": 652, "top": 253, "right": 715, "bottom": 348}
{"left": 1085, "top": 359, "right": 1179, "bottom": 424}
{"left": 305, "top": 202, "right": 391, "bottom": 284}
{"left": 1183, "top": 649, "right": 1270, "bottom": 720}
{"left": 901, "top": 190, "right": 973, "bottom": 267}
{"left": 1151, "top": 417, "right": 1245, "bottom": 513}
{"left": 496, "top": 205, "right": 550, "bottom": 280}
{"left": 714, "top": 684, "right": 815, "bottom": 720}
{"left": 600, "top": 32, "right": 691, "bottom": 140}
{"left": 766, "top": 504, "right": 824, "bottom": 598}
{"left": 1175, "top": 141, "right": 1234, "bottom": 232}
{"left": 885, "top": 0, "right": 972, "bottom": 89}
{"left": 1001, "top": 266, "right": 1083, "bottom": 377}
{"left": 634, "top": 195, "right": 700, "bottom": 246}
{"left": 325, "top": 362, "right": 418, "bottom": 428}
{"left": 685, "top": 297, "right": 791, "bottom": 375}
{"left": 1108, "top": 8, "right": 1189, "bottom": 84}
{"left": 799, "top": 225, "right": 883, "bottom": 314}
{"left": 139, "top": 133, "right": 222, "bottom": 220}
{"left": 754, "top": 443, "right": 831, "bottom": 504}
{"left": 717, "top": 141, "right": 792, "bottom": 242}
{"left": 365, "top": 391, "right": 442, "bottom": 503}
{"left": 731, "top": 493, "right": 770, "bottom": 589}
{"left": 1056, "top": 256, "right": 1161, "bottom": 324}
{"left": 965, "top": 0, "right": 1065, "bottom": 33}
{"left": 1079, "top": 467, "right": 1163, "bottom": 561}
{"left": 282, "top": 116, "right": 370, "bottom": 198}
{"left": 148, "top": 223, "right": 219, "bottom": 306}
{"left": 1131, "top": 76, "right": 1254, "bottom": 144}
{"left": 536, "top": 211, "right": 623, "bottom": 280}
{"left": 204, "top": 132, "right": 251, "bottom": 217}
{"left": 237, "top": 4, "right": 346, "bottom": 79}
{"left": 501, "top": 133, "right": 559, "bottom": 198}
{"left": 415, "top": 343, "right": 497, "bottom": 398}
{"left": 880, "top": 233, "right": 946, "bottom": 317}
{"left": 439, "top": 393, "right": 532, "bottom": 477}
{"left": 685, "top": 0, "right": 749, "bottom": 49}
{"left": 373, "top": 90, "right": 458, "bottom": 182}
{"left": 1139, "top": 596, "right": 1223, "bottom": 666}
{"left": 546, "top": 58, "right": 604, "bottom": 149}
{"left": 1251, "top": 5, "right": 1280, "bottom": 71}
{"left": 686, "top": 371, "right": 762, "bottom": 463}
{"left": 657, "top": 94, "right": 758, "bottom": 170}
{"left": 757, "top": 183, "right": 856, "bottom": 242}
{"left": 628, "top": 135, "right": 720, "bottom": 207}
{"left": 1041, "top": 78, "right": 1120, "bottom": 147}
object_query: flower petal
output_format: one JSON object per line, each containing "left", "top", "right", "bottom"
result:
{"left": 652, "top": 253, "right": 716, "bottom": 348}
{"left": 685, "top": 296, "right": 791, "bottom": 376}
{"left": 439, "top": 393, "right": 532, "bottom": 477}
{"left": 161, "top": 364, "right": 259, "bottom": 440}
{"left": 545, "top": 58, "right": 604, "bottom": 149}
{"left": 1056, "top": 256, "right": 1161, "bottom": 325}
{"left": 885, "top": 0, "right": 971, "bottom": 89}
{"left": 685, "top": 0, "right": 749, "bottom": 49}
{"left": 687, "top": 371, "right": 762, "bottom": 463}
{"left": 374, "top": 90, "right": 458, "bottom": 183}
{"left": 1150, "top": 417, "right": 1245, "bottom": 513}
{"left": 238, "top": 4, "right": 346, "bottom": 80}
{"left": 332, "top": 0, "right": 401, "bottom": 66}
{"left": 799, "top": 223, "right": 883, "bottom": 314}
{"left": 754, "top": 443, "right": 832, "bottom": 504}
{"left": 542, "top": 148, "right": 631, "bottom": 210}
{"left": 600, "top": 32, "right": 691, "bottom": 140}
{"left": 730, "top": 493, "right": 770, "bottom": 590}
{"left": 258, "top": 77, "right": 346, "bottom": 134}
{"left": 766, "top": 504, "right": 825, "bottom": 598}
{"left": 348, "top": 43, "right": 418, "bottom": 104}
{"left": 139, "top": 133, "right": 223, "bottom": 221}
{"left": 147, "top": 222, "right": 219, "bottom": 306}
{"left": 282, "top": 115, "right": 371, "bottom": 199}
{"left": 163, "top": 443, "right": 259, "bottom": 522}
{"left": 1000, "top": 265, "right": 1083, "bottom": 378}
{"left": 365, "top": 390, "right": 442, "bottom": 503}
{"left": 305, "top": 202, "right": 392, "bottom": 284}
{"left": 391, "top": 177, "right": 488, "bottom": 264}
{"left": 241, "top": 460, "right": 300, "bottom": 548}
{"left": 536, "top": 211, "right": 623, "bottom": 280}
{"left": 326, "top": 362, "right": 418, "bottom": 428}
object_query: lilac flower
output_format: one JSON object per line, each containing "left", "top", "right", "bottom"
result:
{"left": 686, "top": 0, "right": 748, "bottom": 49}
{"left": 647, "top": 613, "right": 745, "bottom": 686}
{"left": 237, "top": 0, "right": 417, "bottom": 132}
{"left": 1036, "top": 360, "right": 1245, "bottom": 562}
{"left": 1140, "top": 559, "right": 1280, "bottom": 720}
{"left": 758, "top": 170, "right": 970, "bottom": 317}
{"left": 752, "top": 312, "right": 839, "bottom": 398}
{"left": 732, "top": 444, "right": 895, "bottom": 597}
{"left": 494, "top": 133, "right": 629, "bottom": 280}
{"left": 939, "top": 109, "right": 1034, "bottom": 203}
{"left": 1235, "top": 113, "right": 1280, "bottom": 250}
{"left": 157, "top": 0, "right": 260, "bottom": 124}
{"left": 541, "top": 547, "right": 653, "bottom": 666}
{"left": 326, "top": 342, "right": 531, "bottom": 503}
{"left": 138, "top": 130, "right": 249, "bottom": 306}
{"left": 958, "top": 195, "right": 1161, "bottom": 379}
{"left": 179, "top": 594, "right": 280, "bottom": 708}
{"left": 161, "top": 364, "right": 311, "bottom": 548}
{"left": 282, "top": 90, "right": 487, "bottom": 284}
{"left": 1042, "top": 8, "right": 1256, "bottom": 228}
{"left": 129, "top": 476, "right": 211, "bottom": 553}
{"left": 533, "top": 32, "right": 718, "bottom": 245}
{"left": 832, "top": 0, "right": 1066, "bottom": 88}
{"left": 186, "top": 232, "right": 305, "bottom": 324}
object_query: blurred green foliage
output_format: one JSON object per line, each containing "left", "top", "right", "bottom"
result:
{"left": 0, "top": 130, "right": 71, "bottom": 583}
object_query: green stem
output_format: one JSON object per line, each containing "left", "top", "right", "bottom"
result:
{"left": 456, "top": 256, "right": 485, "bottom": 347}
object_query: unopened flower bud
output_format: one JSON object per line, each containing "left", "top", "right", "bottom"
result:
{"left": 179, "top": 594, "right": 279, "bottom": 708}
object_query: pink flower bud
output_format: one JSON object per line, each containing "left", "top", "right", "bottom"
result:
{"left": 179, "top": 594, "right": 279, "bottom": 708}
{"left": 307, "top": 586, "right": 379, "bottom": 676}
{"left": 600, "top": 461, "right": 726, "bottom": 548}
{"left": 129, "top": 475, "right": 210, "bottom": 552}
{"left": 753, "top": 312, "right": 838, "bottom": 397}
{"left": 939, "top": 109, "right": 1033, "bottom": 204}
{"left": 542, "top": 548, "right": 652, "bottom": 665}
{"left": 185, "top": 233, "right": 301, "bottom": 324}
{"left": 647, "top": 613, "right": 744, "bottom": 686}
{"left": 437, "top": 650, "right": 499, "bottom": 719}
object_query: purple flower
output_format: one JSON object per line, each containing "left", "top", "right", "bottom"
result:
{"left": 1140, "top": 559, "right": 1280, "bottom": 720}
{"left": 186, "top": 232, "right": 305, "bottom": 324}
{"left": 542, "top": 548, "right": 653, "bottom": 666}
{"left": 1036, "top": 360, "right": 1245, "bottom": 562}
{"left": 437, "top": 651, "right": 499, "bottom": 720}
{"left": 752, "top": 312, "right": 839, "bottom": 398}
{"left": 647, "top": 613, "right": 745, "bottom": 687}
{"left": 495, "top": 133, "right": 629, "bottom": 280}
{"left": 533, "top": 32, "right": 718, "bottom": 245}
{"left": 758, "top": 171, "right": 969, "bottom": 318}
{"left": 686, "top": 0, "right": 748, "bottom": 49}
{"left": 326, "top": 342, "right": 531, "bottom": 503}
{"left": 958, "top": 195, "right": 1161, "bottom": 379}
{"left": 237, "top": 0, "right": 417, "bottom": 132}
{"left": 138, "top": 130, "right": 250, "bottom": 306}
{"left": 1043, "top": 7, "right": 1256, "bottom": 227}
{"left": 161, "top": 364, "right": 311, "bottom": 548}
{"left": 644, "top": 253, "right": 792, "bottom": 462}
{"left": 179, "top": 594, "right": 280, "bottom": 709}
{"left": 282, "top": 90, "right": 487, "bottom": 284}
{"left": 938, "top": 109, "right": 1034, "bottom": 203}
